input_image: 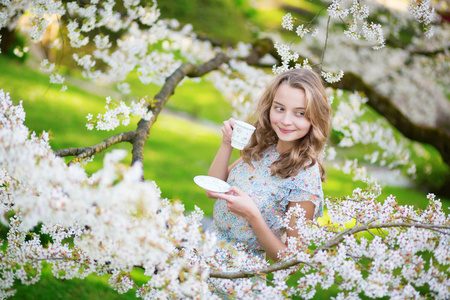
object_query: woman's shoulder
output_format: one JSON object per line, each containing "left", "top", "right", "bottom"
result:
{"left": 282, "top": 162, "right": 321, "bottom": 189}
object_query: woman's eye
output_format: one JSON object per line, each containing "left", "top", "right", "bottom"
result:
{"left": 296, "top": 111, "right": 305, "bottom": 116}
{"left": 275, "top": 106, "right": 284, "bottom": 111}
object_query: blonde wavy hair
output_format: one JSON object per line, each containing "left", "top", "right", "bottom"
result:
{"left": 242, "top": 68, "right": 332, "bottom": 181}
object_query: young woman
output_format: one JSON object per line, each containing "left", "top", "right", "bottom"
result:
{"left": 207, "top": 68, "right": 332, "bottom": 262}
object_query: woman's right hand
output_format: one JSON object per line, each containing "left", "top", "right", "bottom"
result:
{"left": 221, "top": 118, "right": 235, "bottom": 146}
{"left": 205, "top": 190, "right": 215, "bottom": 199}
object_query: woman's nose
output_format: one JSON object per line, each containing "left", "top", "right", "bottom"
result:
{"left": 281, "top": 113, "right": 293, "bottom": 125}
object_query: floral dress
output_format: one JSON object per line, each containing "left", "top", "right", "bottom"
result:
{"left": 209, "top": 145, "right": 323, "bottom": 258}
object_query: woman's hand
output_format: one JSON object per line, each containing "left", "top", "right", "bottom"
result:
{"left": 205, "top": 190, "right": 216, "bottom": 199}
{"left": 209, "top": 186, "right": 260, "bottom": 221}
{"left": 220, "top": 118, "right": 235, "bottom": 146}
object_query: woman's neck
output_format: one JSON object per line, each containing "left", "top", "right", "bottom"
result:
{"left": 276, "top": 141, "right": 294, "bottom": 154}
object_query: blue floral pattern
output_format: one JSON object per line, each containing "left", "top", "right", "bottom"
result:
{"left": 209, "top": 145, "right": 323, "bottom": 258}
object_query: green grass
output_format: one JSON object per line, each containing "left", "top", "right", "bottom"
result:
{"left": 11, "top": 264, "right": 150, "bottom": 300}
{"left": 125, "top": 72, "right": 233, "bottom": 125}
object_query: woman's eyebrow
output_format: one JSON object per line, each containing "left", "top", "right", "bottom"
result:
{"left": 273, "top": 100, "right": 284, "bottom": 106}
{"left": 273, "top": 100, "right": 305, "bottom": 109}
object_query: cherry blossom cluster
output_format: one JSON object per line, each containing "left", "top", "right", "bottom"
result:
{"left": 321, "top": 70, "right": 344, "bottom": 83}
{"left": 0, "top": 90, "right": 212, "bottom": 298}
{"left": 408, "top": 0, "right": 437, "bottom": 38}
{"left": 328, "top": 0, "right": 385, "bottom": 49}
{"left": 164, "top": 22, "right": 218, "bottom": 65}
{"left": 271, "top": 39, "right": 330, "bottom": 80}
{"left": 86, "top": 96, "right": 153, "bottom": 131}
{"left": 273, "top": 0, "right": 443, "bottom": 86}
{"left": 282, "top": 13, "right": 318, "bottom": 39}
{"left": 274, "top": 11, "right": 321, "bottom": 76}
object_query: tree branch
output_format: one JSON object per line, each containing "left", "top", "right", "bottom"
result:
{"left": 209, "top": 258, "right": 307, "bottom": 279}
{"left": 208, "top": 222, "right": 449, "bottom": 279}
{"left": 319, "top": 222, "right": 449, "bottom": 251}
{"left": 54, "top": 131, "right": 136, "bottom": 165}
{"left": 131, "top": 53, "right": 230, "bottom": 165}
{"left": 54, "top": 54, "right": 230, "bottom": 169}
{"left": 409, "top": 45, "right": 450, "bottom": 57}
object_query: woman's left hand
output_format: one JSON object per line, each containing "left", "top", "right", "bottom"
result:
{"left": 209, "top": 186, "right": 259, "bottom": 220}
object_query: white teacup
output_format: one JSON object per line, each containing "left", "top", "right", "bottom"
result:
{"left": 231, "top": 120, "right": 256, "bottom": 150}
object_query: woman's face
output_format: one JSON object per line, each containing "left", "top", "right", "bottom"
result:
{"left": 269, "top": 83, "right": 311, "bottom": 153}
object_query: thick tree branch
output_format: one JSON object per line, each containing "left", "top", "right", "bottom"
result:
{"left": 54, "top": 131, "right": 136, "bottom": 165}
{"left": 409, "top": 45, "right": 450, "bottom": 56}
{"left": 385, "top": 36, "right": 450, "bottom": 57}
{"left": 131, "top": 53, "right": 230, "bottom": 165}
{"left": 245, "top": 38, "right": 284, "bottom": 66}
{"left": 55, "top": 54, "right": 230, "bottom": 168}
{"left": 208, "top": 222, "right": 449, "bottom": 279}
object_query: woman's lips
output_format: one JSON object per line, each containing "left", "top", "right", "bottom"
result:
{"left": 279, "top": 127, "right": 295, "bottom": 134}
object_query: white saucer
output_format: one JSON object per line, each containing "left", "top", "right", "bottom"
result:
{"left": 193, "top": 175, "right": 231, "bottom": 193}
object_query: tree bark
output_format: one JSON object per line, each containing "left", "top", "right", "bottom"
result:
{"left": 0, "top": 27, "right": 16, "bottom": 55}
{"left": 131, "top": 53, "right": 230, "bottom": 166}
{"left": 54, "top": 131, "right": 137, "bottom": 165}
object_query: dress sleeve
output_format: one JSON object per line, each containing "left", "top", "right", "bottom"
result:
{"left": 280, "top": 163, "right": 324, "bottom": 219}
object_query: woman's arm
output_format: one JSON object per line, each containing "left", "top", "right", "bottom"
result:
{"left": 209, "top": 186, "right": 315, "bottom": 262}
{"left": 208, "top": 118, "right": 235, "bottom": 181}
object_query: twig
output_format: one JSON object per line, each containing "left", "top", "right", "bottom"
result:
{"left": 54, "top": 131, "right": 137, "bottom": 165}
{"left": 320, "top": 16, "right": 331, "bottom": 72}
{"left": 348, "top": 254, "right": 370, "bottom": 272}
{"left": 309, "top": 4, "right": 330, "bottom": 25}
{"left": 41, "top": 16, "right": 66, "bottom": 101}
{"left": 209, "top": 259, "right": 309, "bottom": 279}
